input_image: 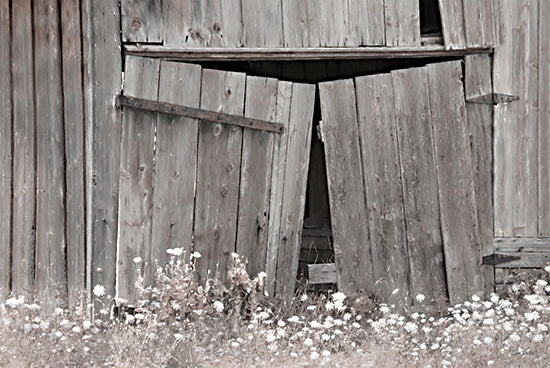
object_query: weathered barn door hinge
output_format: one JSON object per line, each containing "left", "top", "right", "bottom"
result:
{"left": 466, "top": 93, "right": 519, "bottom": 105}
{"left": 482, "top": 253, "right": 521, "bottom": 266}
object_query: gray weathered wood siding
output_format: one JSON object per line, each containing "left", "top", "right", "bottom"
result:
{"left": 319, "top": 61, "right": 484, "bottom": 304}
{"left": 122, "top": 0, "right": 499, "bottom": 49}
{"left": 116, "top": 57, "right": 315, "bottom": 302}
{"left": 493, "top": 0, "right": 544, "bottom": 238}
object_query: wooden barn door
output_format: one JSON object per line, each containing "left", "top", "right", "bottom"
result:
{"left": 319, "top": 61, "right": 484, "bottom": 305}
{"left": 116, "top": 56, "right": 315, "bottom": 302}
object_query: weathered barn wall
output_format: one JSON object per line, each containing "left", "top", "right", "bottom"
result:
{"left": 121, "top": 0, "right": 500, "bottom": 49}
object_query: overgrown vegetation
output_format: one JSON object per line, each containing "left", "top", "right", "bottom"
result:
{"left": 1, "top": 251, "right": 550, "bottom": 367}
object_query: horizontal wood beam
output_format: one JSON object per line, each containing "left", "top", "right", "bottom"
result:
{"left": 308, "top": 263, "right": 337, "bottom": 284}
{"left": 124, "top": 45, "right": 493, "bottom": 61}
{"left": 494, "top": 237, "right": 550, "bottom": 253}
{"left": 117, "top": 95, "right": 284, "bottom": 133}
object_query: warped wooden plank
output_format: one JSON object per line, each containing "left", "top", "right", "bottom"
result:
{"left": 117, "top": 56, "right": 159, "bottom": 303}
{"left": 117, "top": 95, "right": 284, "bottom": 133}
{"left": 82, "top": 0, "right": 122, "bottom": 302}
{"left": 349, "top": 0, "right": 385, "bottom": 45}
{"left": 355, "top": 73, "right": 409, "bottom": 303}
{"left": 121, "top": 0, "right": 162, "bottom": 43}
{"left": 437, "top": 0, "right": 466, "bottom": 49}
{"left": 494, "top": 237, "right": 550, "bottom": 253}
{"left": 493, "top": 0, "right": 538, "bottom": 237}
{"left": 319, "top": 79, "right": 373, "bottom": 295}
{"left": 163, "top": 0, "right": 241, "bottom": 47}
{"left": 392, "top": 66, "right": 446, "bottom": 305}
{"left": 428, "top": 61, "right": 483, "bottom": 304}
{"left": 384, "top": 0, "right": 421, "bottom": 46}
{"left": 150, "top": 61, "right": 201, "bottom": 281}
{"left": 11, "top": 0, "right": 35, "bottom": 299}
{"left": 539, "top": 0, "right": 550, "bottom": 236}
{"left": 236, "top": 76, "right": 278, "bottom": 277}
{"left": 465, "top": 54, "right": 495, "bottom": 296}
{"left": 61, "top": 0, "right": 86, "bottom": 307}
{"left": 242, "top": 0, "right": 283, "bottom": 47}
{"left": 281, "top": 0, "right": 321, "bottom": 47}
{"left": 274, "top": 83, "right": 314, "bottom": 297}
{"left": 34, "top": 0, "right": 67, "bottom": 310}
{"left": 265, "top": 81, "right": 292, "bottom": 297}
{"left": 194, "top": 69, "right": 246, "bottom": 282}
{"left": 0, "top": 0, "right": 11, "bottom": 300}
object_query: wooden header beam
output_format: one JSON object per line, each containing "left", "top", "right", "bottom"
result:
{"left": 124, "top": 45, "right": 493, "bottom": 61}
{"left": 117, "top": 95, "right": 284, "bottom": 133}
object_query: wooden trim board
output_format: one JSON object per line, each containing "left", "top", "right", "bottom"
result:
{"left": 124, "top": 45, "right": 493, "bottom": 61}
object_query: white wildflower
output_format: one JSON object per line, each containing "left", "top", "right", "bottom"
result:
{"left": 544, "top": 264, "right": 550, "bottom": 274}
{"left": 54, "top": 331, "right": 63, "bottom": 338}
{"left": 483, "top": 337, "right": 493, "bottom": 344}
{"left": 174, "top": 333, "right": 184, "bottom": 340}
{"left": 300, "top": 293, "right": 308, "bottom": 302}
{"left": 213, "top": 300, "right": 224, "bottom": 313}
{"left": 132, "top": 257, "right": 142, "bottom": 263}
{"left": 537, "top": 323, "right": 548, "bottom": 332}
{"left": 304, "top": 338, "right": 314, "bottom": 346}
{"left": 5, "top": 296, "right": 25, "bottom": 308}
{"left": 266, "top": 332, "right": 276, "bottom": 343}
{"left": 525, "top": 295, "right": 542, "bottom": 305}
{"left": 482, "top": 301, "right": 492, "bottom": 309}
{"left": 483, "top": 318, "right": 494, "bottom": 325}
{"left": 533, "top": 334, "right": 544, "bottom": 342}
{"left": 191, "top": 251, "right": 201, "bottom": 258}
{"left": 509, "top": 333, "right": 520, "bottom": 342}
{"left": 93, "top": 284, "right": 105, "bottom": 297}
{"left": 487, "top": 361, "right": 494, "bottom": 366}
{"left": 525, "top": 311, "right": 540, "bottom": 321}
{"left": 431, "top": 343, "right": 440, "bottom": 350}
{"left": 83, "top": 320, "right": 92, "bottom": 330}
{"left": 278, "top": 320, "right": 286, "bottom": 328}
{"left": 511, "top": 283, "right": 521, "bottom": 293}
{"left": 536, "top": 279, "right": 548, "bottom": 288}
{"left": 392, "top": 289, "right": 400, "bottom": 295}
{"left": 322, "top": 350, "right": 331, "bottom": 357}
{"left": 504, "top": 308, "right": 515, "bottom": 316}
{"left": 471, "top": 295, "right": 481, "bottom": 302}
{"left": 325, "top": 301, "right": 334, "bottom": 311}
{"left": 473, "top": 339, "right": 482, "bottom": 346}
{"left": 404, "top": 322, "right": 418, "bottom": 334}
{"left": 503, "top": 321, "right": 514, "bottom": 331}
{"left": 379, "top": 304, "right": 390, "bottom": 314}
{"left": 310, "top": 351, "right": 320, "bottom": 360}
{"left": 306, "top": 305, "right": 316, "bottom": 311}
{"left": 415, "top": 294, "right": 426, "bottom": 303}
{"left": 54, "top": 308, "right": 64, "bottom": 316}
{"left": 420, "top": 343, "right": 427, "bottom": 350}
{"left": 288, "top": 316, "right": 301, "bottom": 323}
{"left": 352, "top": 322, "right": 360, "bottom": 328}
{"left": 72, "top": 326, "right": 81, "bottom": 334}
{"left": 321, "top": 333, "right": 330, "bottom": 341}
{"left": 343, "top": 313, "right": 352, "bottom": 321}
{"left": 490, "top": 293, "right": 500, "bottom": 303}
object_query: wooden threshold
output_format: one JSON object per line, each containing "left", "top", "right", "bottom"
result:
{"left": 117, "top": 95, "right": 284, "bottom": 133}
{"left": 124, "top": 45, "right": 493, "bottom": 61}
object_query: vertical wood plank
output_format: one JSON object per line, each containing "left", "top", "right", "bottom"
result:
{"left": 437, "top": 0, "right": 467, "bottom": 49}
{"left": 540, "top": 0, "right": 550, "bottom": 236}
{"left": 236, "top": 77, "right": 278, "bottom": 277}
{"left": 465, "top": 54, "right": 495, "bottom": 295}
{"left": 281, "top": 0, "right": 320, "bottom": 47}
{"left": 265, "top": 81, "right": 292, "bottom": 296}
{"left": 61, "top": 0, "right": 86, "bottom": 307}
{"left": 0, "top": 0, "right": 11, "bottom": 300}
{"left": 319, "top": 79, "right": 373, "bottom": 295}
{"left": 82, "top": 0, "right": 122, "bottom": 300}
{"left": 242, "top": 0, "right": 283, "bottom": 47}
{"left": 34, "top": 0, "right": 67, "bottom": 309}
{"left": 11, "top": 0, "right": 35, "bottom": 300}
{"left": 319, "top": 0, "right": 356, "bottom": 46}
{"left": 117, "top": 56, "right": 159, "bottom": 303}
{"left": 384, "top": 0, "right": 421, "bottom": 46}
{"left": 121, "top": 0, "right": 162, "bottom": 43}
{"left": 355, "top": 73, "right": 409, "bottom": 303}
{"left": 493, "top": 0, "right": 538, "bottom": 237}
{"left": 163, "top": 0, "right": 241, "bottom": 47}
{"left": 392, "top": 67, "right": 447, "bottom": 305}
{"left": 428, "top": 61, "right": 483, "bottom": 304}
{"left": 193, "top": 70, "right": 246, "bottom": 282}
{"left": 349, "top": 0, "right": 385, "bottom": 45}
{"left": 150, "top": 61, "right": 201, "bottom": 279}
{"left": 275, "top": 83, "right": 315, "bottom": 297}
{"left": 463, "top": 0, "right": 496, "bottom": 47}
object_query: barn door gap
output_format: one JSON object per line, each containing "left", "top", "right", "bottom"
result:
{"left": 420, "top": 0, "right": 443, "bottom": 39}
